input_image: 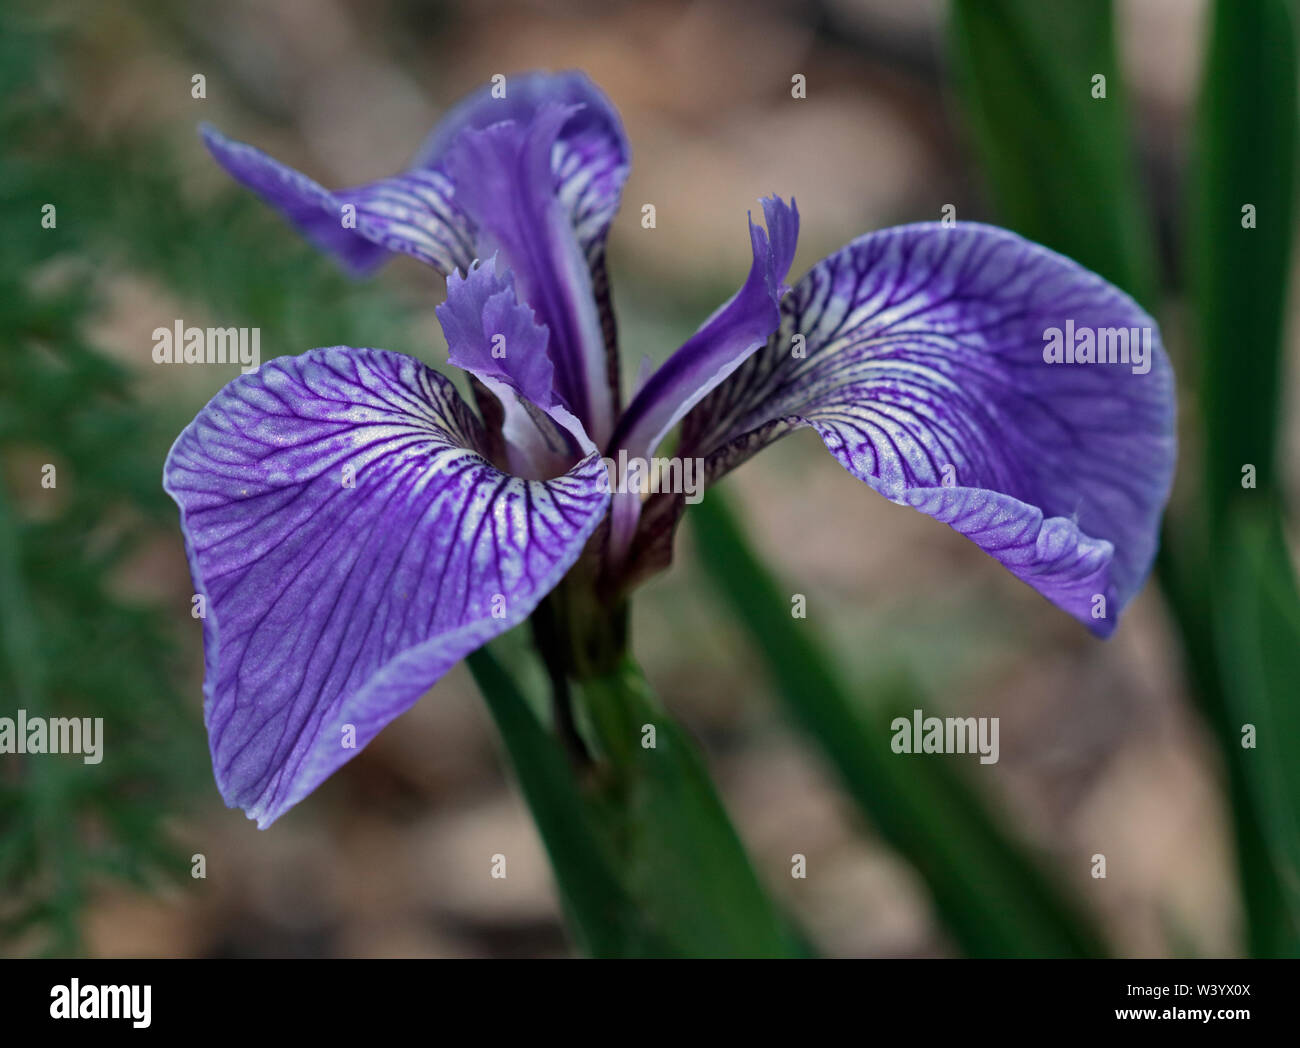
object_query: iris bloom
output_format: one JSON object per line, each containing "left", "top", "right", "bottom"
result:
{"left": 165, "top": 71, "right": 1175, "bottom": 827}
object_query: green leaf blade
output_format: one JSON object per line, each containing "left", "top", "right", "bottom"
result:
{"left": 948, "top": 0, "right": 1155, "bottom": 303}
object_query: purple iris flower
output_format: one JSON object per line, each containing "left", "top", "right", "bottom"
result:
{"left": 165, "top": 71, "right": 1176, "bottom": 827}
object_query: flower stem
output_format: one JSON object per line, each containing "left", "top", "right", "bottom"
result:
{"left": 528, "top": 601, "right": 591, "bottom": 769}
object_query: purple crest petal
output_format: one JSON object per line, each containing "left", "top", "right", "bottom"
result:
{"left": 437, "top": 255, "right": 594, "bottom": 476}
{"left": 438, "top": 256, "right": 556, "bottom": 414}
{"left": 679, "top": 223, "right": 1176, "bottom": 634}
{"left": 163, "top": 348, "right": 609, "bottom": 826}
{"left": 609, "top": 196, "right": 799, "bottom": 461}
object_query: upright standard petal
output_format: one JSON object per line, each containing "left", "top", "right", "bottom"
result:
{"left": 411, "top": 71, "right": 630, "bottom": 274}
{"left": 443, "top": 102, "right": 618, "bottom": 447}
{"left": 676, "top": 223, "right": 1176, "bottom": 634}
{"left": 202, "top": 71, "right": 630, "bottom": 440}
{"left": 164, "top": 348, "right": 609, "bottom": 826}
{"left": 413, "top": 71, "right": 631, "bottom": 426}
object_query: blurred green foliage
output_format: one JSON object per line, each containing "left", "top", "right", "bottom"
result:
{"left": 949, "top": 0, "right": 1155, "bottom": 305}
{"left": 1191, "top": 0, "right": 1296, "bottom": 515}
{"left": 1191, "top": 0, "right": 1300, "bottom": 955}
{"left": 0, "top": 17, "right": 205, "bottom": 954}
{"left": 0, "top": 7, "right": 423, "bottom": 955}
{"left": 1218, "top": 508, "right": 1300, "bottom": 946}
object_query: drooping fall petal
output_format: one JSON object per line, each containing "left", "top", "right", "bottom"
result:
{"left": 677, "top": 222, "right": 1176, "bottom": 633}
{"left": 163, "top": 347, "right": 610, "bottom": 826}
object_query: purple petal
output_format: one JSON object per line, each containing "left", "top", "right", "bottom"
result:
{"left": 609, "top": 197, "right": 799, "bottom": 461}
{"left": 200, "top": 124, "right": 475, "bottom": 275}
{"left": 410, "top": 71, "right": 631, "bottom": 412}
{"left": 438, "top": 256, "right": 556, "bottom": 413}
{"left": 678, "top": 223, "right": 1176, "bottom": 634}
{"left": 443, "top": 103, "right": 616, "bottom": 446}
{"left": 412, "top": 70, "right": 630, "bottom": 270}
{"left": 603, "top": 197, "right": 796, "bottom": 561}
{"left": 163, "top": 348, "right": 609, "bottom": 826}
{"left": 436, "top": 255, "right": 594, "bottom": 476}
{"left": 201, "top": 71, "right": 631, "bottom": 442}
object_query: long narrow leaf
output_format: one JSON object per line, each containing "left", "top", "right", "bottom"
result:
{"left": 1216, "top": 507, "right": 1300, "bottom": 954}
{"left": 948, "top": 0, "right": 1155, "bottom": 302}
{"left": 1190, "top": 0, "right": 1297, "bottom": 515}
{"left": 465, "top": 646, "right": 665, "bottom": 957}
{"left": 1188, "top": 0, "right": 1299, "bottom": 956}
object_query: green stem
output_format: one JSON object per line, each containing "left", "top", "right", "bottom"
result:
{"left": 571, "top": 655, "right": 808, "bottom": 957}
{"left": 473, "top": 635, "right": 807, "bottom": 955}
